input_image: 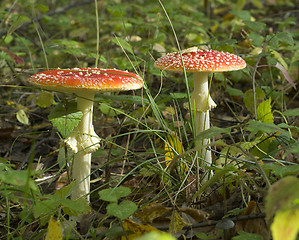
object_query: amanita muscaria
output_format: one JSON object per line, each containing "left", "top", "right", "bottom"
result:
{"left": 155, "top": 47, "right": 246, "bottom": 173}
{"left": 28, "top": 68, "right": 143, "bottom": 201}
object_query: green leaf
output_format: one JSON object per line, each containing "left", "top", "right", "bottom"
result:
{"left": 289, "top": 142, "right": 299, "bottom": 154}
{"left": 257, "top": 99, "right": 273, "bottom": 123}
{"left": 231, "top": 10, "right": 251, "bottom": 21}
{"left": 96, "top": 94, "right": 149, "bottom": 104}
{"left": 243, "top": 88, "right": 265, "bottom": 114}
{"left": 282, "top": 108, "right": 299, "bottom": 117}
{"left": 54, "top": 182, "right": 77, "bottom": 199}
{"left": 33, "top": 199, "right": 59, "bottom": 218}
{"left": 98, "top": 187, "right": 131, "bottom": 202}
{"left": 53, "top": 39, "right": 80, "bottom": 48}
{"left": 34, "top": 4, "right": 49, "bottom": 13}
{"left": 196, "top": 232, "right": 217, "bottom": 240}
{"left": 48, "top": 102, "right": 82, "bottom": 138}
{"left": 0, "top": 170, "right": 38, "bottom": 191}
{"left": 16, "top": 109, "right": 29, "bottom": 125}
{"left": 243, "top": 21, "right": 266, "bottom": 31}
{"left": 270, "top": 49, "right": 289, "bottom": 70}
{"left": 36, "top": 91, "right": 54, "bottom": 108}
{"left": 197, "top": 126, "right": 231, "bottom": 141}
{"left": 112, "top": 37, "right": 133, "bottom": 54}
{"left": 226, "top": 86, "right": 243, "bottom": 96}
{"left": 106, "top": 200, "right": 137, "bottom": 220}
{"left": 246, "top": 120, "right": 284, "bottom": 136}
{"left": 277, "top": 123, "right": 299, "bottom": 130}
{"left": 277, "top": 32, "right": 294, "bottom": 46}
{"left": 170, "top": 92, "right": 188, "bottom": 99}
{"left": 57, "top": 143, "right": 66, "bottom": 169}
{"left": 263, "top": 164, "right": 299, "bottom": 178}
{"left": 99, "top": 103, "right": 120, "bottom": 117}
{"left": 7, "top": 15, "right": 30, "bottom": 36}
{"left": 251, "top": 0, "right": 263, "bottom": 8}
{"left": 61, "top": 198, "right": 91, "bottom": 216}
{"left": 236, "top": 0, "right": 246, "bottom": 10}
{"left": 265, "top": 176, "right": 299, "bottom": 219}
{"left": 192, "top": 165, "right": 238, "bottom": 201}
{"left": 248, "top": 32, "right": 264, "bottom": 46}
{"left": 232, "top": 231, "right": 262, "bottom": 240}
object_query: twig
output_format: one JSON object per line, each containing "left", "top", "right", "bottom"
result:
{"left": 157, "top": 213, "right": 266, "bottom": 230}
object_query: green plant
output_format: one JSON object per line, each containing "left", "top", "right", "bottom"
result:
{"left": 1, "top": 0, "right": 298, "bottom": 238}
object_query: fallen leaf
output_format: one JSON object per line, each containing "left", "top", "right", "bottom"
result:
{"left": 235, "top": 201, "right": 270, "bottom": 239}
{"left": 165, "top": 134, "right": 184, "bottom": 165}
{"left": 179, "top": 207, "right": 210, "bottom": 222}
{"left": 169, "top": 210, "right": 188, "bottom": 234}
{"left": 55, "top": 171, "right": 68, "bottom": 190}
{"left": 135, "top": 203, "right": 171, "bottom": 223}
{"left": 122, "top": 219, "right": 161, "bottom": 240}
{"left": 16, "top": 109, "right": 29, "bottom": 125}
{"left": 134, "top": 231, "right": 176, "bottom": 240}
{"left": 45, "top": 216, "right": 63, "bottom": 240}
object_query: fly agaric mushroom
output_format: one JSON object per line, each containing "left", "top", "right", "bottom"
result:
{"left": 154, "top": 47, "right": 246, "bottom": 171}
{"left": 28, "top": 68, "right": 143, "bottom": 201}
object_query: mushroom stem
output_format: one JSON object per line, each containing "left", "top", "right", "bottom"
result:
{"left": 72, "top": 147, "right": 91, "bottom": 201}
{"left": 191, "top": 72, "right": 216, "bottom": 168}
{"left": 68, "top": 91, "right": 100, "bottom": 201}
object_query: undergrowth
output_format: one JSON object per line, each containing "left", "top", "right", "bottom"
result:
{"left": 0, "top": 0, "right": 298, "bottom": 239}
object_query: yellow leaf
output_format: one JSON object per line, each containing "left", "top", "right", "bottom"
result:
{"left": 16, "top": 109, "right": 29, "bottom": 125}
{"left": 271, "top": 209, "right": 299, "bottom": 240}
{"left": 122, "top": 219, "right": 161, "bottom": 240}
{"left": 210, "top": 24, "right": 219, "bottom": 33}
{"left": 134, "top": 232, "right": 177, "bottom": 240}
{"left": 164, "top": 106, "right": 176, "bottom": 115}
{"left": 257, "top": 99, "right": 273, "bottom": 123}
{"left": 6, "top": 100, "right": 15, "bottom": 106}
{"left": 45, "top": 216, "right": 63, "bottom": 240}
{"left": 169, "top": 210, "right": 187, "bottom": 234}
{"left": 134, "top": 203, "right": 171, "bottom": 223}
{"left": 36, "top": 91, "right": 54, "bottom": 108}
{"left": 164, "top": 134, "right": 184, "bottom": 165}
{"left": 250, "top": 47, "right": 263, "bottom": 56}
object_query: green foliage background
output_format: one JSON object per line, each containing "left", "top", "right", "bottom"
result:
{"left": 0, "top": 0, "right": 298, "bottom": 239}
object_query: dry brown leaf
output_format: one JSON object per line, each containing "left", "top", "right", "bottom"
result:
{"left": 55, "top": 171, "right": 69, "bottom": 190}
{"left": 235, "top": 201, "right": 270, "bottom": 240}
{"left": 179, "top": 207, "right": 210, "bottom": 222}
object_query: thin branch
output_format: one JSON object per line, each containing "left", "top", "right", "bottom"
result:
{"left": 157, "top": 213, "right": 266, "bottom": 230}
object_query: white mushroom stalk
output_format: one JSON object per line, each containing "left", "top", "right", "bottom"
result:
{"left": 191, "top": 72, "right": 217, "bottom": 167}
{"left": 154, "top": 47, "right": 246, "bottom": 178}
{"left": 66, "top": 90, "right": 99, "bottom": 201}
{"left": 66, "top": 91, "right": 100, "bottom": 153}
{"left": 28, "top": 68, "right": 143, "bottom": 202}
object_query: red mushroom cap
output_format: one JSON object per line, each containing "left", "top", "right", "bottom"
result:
{"left": 154, "top": 48, "right": 246, "bottom": 73}
{"left": 28, "top": 68, "right": 143, "bottom": 92}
